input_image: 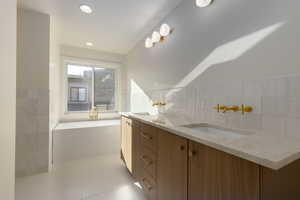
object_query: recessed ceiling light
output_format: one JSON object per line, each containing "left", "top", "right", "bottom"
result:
{"left": 196, "top": 0, "right": 213, "bottom": 7}
{"left": 86, "top": 42, "right": 93, "bottom": 46}
{"left": 80, "top": 4, "right": 93, "bottom": 14}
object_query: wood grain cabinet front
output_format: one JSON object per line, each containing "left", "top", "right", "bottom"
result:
{"left": 157, "top": 130, "right": 188, "bottom": 200}
{"left": 188, "top": 141, "right": 260, "bottom": 200}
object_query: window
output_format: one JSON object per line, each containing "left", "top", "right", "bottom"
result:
{"left": 66, "top": 63, "right": 118, "bottom": 112}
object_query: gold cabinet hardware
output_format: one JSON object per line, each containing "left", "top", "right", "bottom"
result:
{"left": 241, "top": 104, "right": 253, "bottom": 115}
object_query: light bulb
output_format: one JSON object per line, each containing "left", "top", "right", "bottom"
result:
{"left": 152, "top": 31, "right": 161, "bottom": 43}
{"left": 160, "top": 24, "right": 171, "bottom": 37}
{"left": 196, "top": 0, "right": 213, "bottom": 7}
{"left": 86, "top": 42, "right": 93, "bottom": 46}
{"left": 145, "top": 38, "right": 153, "bottom": 48}
{"left": 80, "top": 5, "right": 93, "bottom": 14}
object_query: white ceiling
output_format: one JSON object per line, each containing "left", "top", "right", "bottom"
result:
{"left": 18, "top": 0, "right": 183, "bottom": 54}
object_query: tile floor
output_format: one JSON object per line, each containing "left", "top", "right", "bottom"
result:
{"left": 16, "top": 155, "right": 146, "bottom": 200}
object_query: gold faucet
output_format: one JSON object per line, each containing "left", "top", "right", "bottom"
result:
{"left": 152, "top": 102, "right": 167, "bottom": 107}
{"left": 241, "top": 104, "right": 253, "bottom": 115}
{"left": 214, "top": 104, "right": 253, "bottom": 114}
{"left": 222, "top": 105, "right": 240, "bottom": 113}
{"left": 89, "top": 107, "right": 99, "bottom": 120}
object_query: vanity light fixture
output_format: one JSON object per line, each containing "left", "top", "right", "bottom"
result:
{"left": 160, "top": 24, "right": 171, "bottom": 37}
{"left": 145, "top": 38, "right": 153, "bottom": 48}
{"left": 145, "top": 24, "right": 172, "bottom": 48}
{"left": 80, "top": 4, "right": 93, "bottom": 14}
{"left": 152, "top": 31, "right": 161, "bottom": 43}
{"left": 196, "top": 0, "right": 213, "bottom": 7}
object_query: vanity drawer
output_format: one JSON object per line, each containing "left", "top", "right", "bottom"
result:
{"left": 140, "top": 146, "right": 157, "bottom": 179}
{"left": 140, "top": 169, "right": 157, "bottom": 200}
{"left": 140, "top": 123, "right": 158, "bottom": 153}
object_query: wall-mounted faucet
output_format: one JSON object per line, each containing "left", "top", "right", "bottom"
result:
{"left": 214, "top": 104, "right": 253, "bottom": 115}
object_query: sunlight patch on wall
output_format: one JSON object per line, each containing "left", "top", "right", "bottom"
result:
{"left": 130, "top": 79, "right": 158, "bottom": 115}
{"left": 173, "top": 22, "right": 285, "bottom": 89}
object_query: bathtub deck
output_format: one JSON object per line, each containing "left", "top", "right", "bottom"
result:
{"left": 55, "top": 120, "right": 120, "bottom": 130}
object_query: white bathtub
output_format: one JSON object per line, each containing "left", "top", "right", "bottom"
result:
{"left": 53, "top": 120, "right": 120, "bottom": 165}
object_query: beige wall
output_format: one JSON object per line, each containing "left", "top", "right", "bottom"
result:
{"left": 0, "top": 0, "right": 16, "bottom": 199}
{"left": 16, "top": 9, "right": 50, "bottom": 177}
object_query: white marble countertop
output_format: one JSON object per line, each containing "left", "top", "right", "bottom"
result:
{"left": 121, "top": 112, "right": 300, "bottom": 170}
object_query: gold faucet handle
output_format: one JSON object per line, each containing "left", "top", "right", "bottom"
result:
{"left": 241, "top": 104, "right": 253, "bottom": 115}
{"left": 214, "top": 104, "right": 220, "bottom": 112}
{"left": 214, "top": 104, "right": 227, "bottom": 113}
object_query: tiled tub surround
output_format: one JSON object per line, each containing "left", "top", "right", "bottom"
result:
{"left": 126, "top": 75, "right": 300, "bottom": 170}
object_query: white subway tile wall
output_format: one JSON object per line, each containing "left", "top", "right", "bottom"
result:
{"left": 146, "top": 75, "right": 300, "bottom": 139}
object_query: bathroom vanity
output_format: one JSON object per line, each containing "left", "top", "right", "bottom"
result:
{"left": 121, "top": 114, "right": 300, "bottom": 200}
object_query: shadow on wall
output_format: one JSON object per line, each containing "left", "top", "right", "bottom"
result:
{"left": 126, "top": 0, "right": 300, "bottom": 93}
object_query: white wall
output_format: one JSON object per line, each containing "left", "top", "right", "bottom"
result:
{"left": 49, "top": 16, "right": 61, "bottom": 171}
{"left": 16, "top": 9, "right": 50, "bottom": 177}
{"left": 125, "top": 0, "right": 300, "bottom": 136}
{"left": 0, "top": 0, "right": 16, "bottom": 199}
{"left": 59, "top": 45, "right": 127, "bottom": 122}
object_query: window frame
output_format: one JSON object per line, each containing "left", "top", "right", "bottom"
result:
{"left": 62, "top": 57, "right": 121, "bottom": 114}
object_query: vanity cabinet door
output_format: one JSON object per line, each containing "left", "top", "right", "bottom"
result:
{"left": 132, "top": 121, "right": 141, "bottom": 180}
{"left": 261, "top": 159, "right": 300, "bottom": 200}
{"left": 157, "top": 130, "right": 188, "bottom": 200}
{"left": 188, "top": 141, "right": 260, "bottom": 200}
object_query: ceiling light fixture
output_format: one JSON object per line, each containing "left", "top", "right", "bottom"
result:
{"left": 196, "top": 0, "right": 213, "bottom": 7}
{"left": 160, "top": 24, "right": 171, "bottom": 37}
{"left": 80, "top": 4, "right": 93, "bottom": 14}
{"left": 145, "top": 38, "right": 153, "bottom": 48}
{"left": 86, "top": 42, "right": 93, "bottom": 46}
{"left": 152, "top": 31, "right": 161, "bottom": 43}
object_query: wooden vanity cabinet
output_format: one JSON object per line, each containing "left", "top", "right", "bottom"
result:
{"left": 124, "top": 118, "right": 300, "bottom": 200}
{"left": 260, "top": 159, "right": 300, "bottom": 200}
{"left": 157, "top": 129, "right": 188, "bottom": 200}
{"left": 188, "top": 141, "right": 260, "bottom": 200}
{"left": 131, "top": 120, "right": 141, "bottom": 180}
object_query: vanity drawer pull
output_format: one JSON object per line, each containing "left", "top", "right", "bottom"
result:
{"left": 141, "top": 155, "right": 153, "bottom": 166}
{"left": 142, "top": 178, "right": 153, "bottom": 191}
{"left": 141, "top": 132, "right": 152, "bottom": 140}
{"left": 189, "top": 150, "right": 197, "bottom": 157}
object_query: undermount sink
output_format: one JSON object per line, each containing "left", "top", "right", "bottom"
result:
{"left": 132, "top": 112, "right": 151, "bottom": 116}
{"left": 181, "top": 123, "right": 254, "bottom": 138}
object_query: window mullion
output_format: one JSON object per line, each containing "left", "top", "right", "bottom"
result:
{"left": 92, "top": 66, "right": 95, "bottom": 109}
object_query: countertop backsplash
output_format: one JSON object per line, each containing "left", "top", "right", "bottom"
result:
{"left": 137, "top": 75, "right": 300, "bottom": 140}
